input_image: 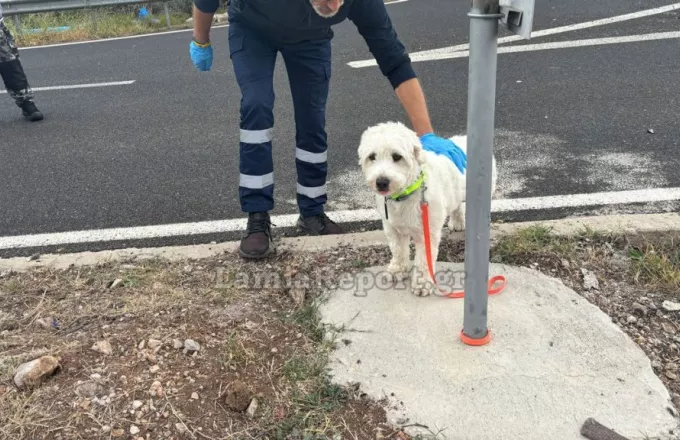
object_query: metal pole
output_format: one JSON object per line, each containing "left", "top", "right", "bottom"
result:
{"left": 13, "top": 15, "right": 22, "bottom": 35}
{"left": 461, "top": 0, "right": 501, "bottom": 345}
{"left": 163, "top": 2, "right": 171, "bottom": 28}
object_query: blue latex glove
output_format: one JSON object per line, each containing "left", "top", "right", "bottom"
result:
{"left": 420, "top": 133, "right": 467, "bottom": 174}
{"left": 189, "top": 40, "right": 213, "bottom": 71}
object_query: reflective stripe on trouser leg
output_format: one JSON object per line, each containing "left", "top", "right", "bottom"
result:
{"left": 281, "top": 37, "right": 331, "bottom": 217}
{"left": 229, "top": 22, "right": 278, "bottom": 213}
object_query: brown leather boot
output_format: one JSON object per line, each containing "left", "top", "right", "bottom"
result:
{"left": 239, "top": 212, "right": 274, "bottom": 259}
{"left": 297, "top": 212, "right": 344, "bottom": 235}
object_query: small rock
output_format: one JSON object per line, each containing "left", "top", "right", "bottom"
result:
{"left": 138, "top": 340, "right": 145, "bottom": 350}
{"left": 663, "top": 322, "right": 677, "bottom": 334}
{"left": 35, "top": 317, "right": 57, "bottom": 330}
{"left": 191, "top": 392, "right": 199, "bottom": 400}
{"left": 581, "top": 268, "right": 599, "bottom": 290}
{"left": 147, "top": 339, "right": 162, "bottom": 349}
{"left": 647, "top": 128, "right": 655, "bottom": 134}
{"left": 149, "top": 381, "right": 164, "bottom": 398}
{"left": 111, "top": 428, "right": 125, "bottom": 438}
{"left": 91, "top": 340, "right": 113, "bottom": 356}
{"left": 662, "top": 300, "right": 680, "bottom": 312}
{"left": 246, "top": 397, "right": 259, "bottom": 418}
{"left": 13, "top": 356, "right": 61, "bottom": 389}
{"left": 176, "top": 423, "right": 188, "bottom": 435}
{"left": 561, "top": 259, "right": 570, "bottom": 269}
{"left": 101, "top": 425, "right": 111, "bottom": 433}
{"left": 27, "top": 253, "right": 40, "bottom": 261}
{"left": 109, "top": 278, "right": 124, "bottom": 289}
{"left": 666, "top": 371, "right": 678, "bottom": 381}
{"left": 172, "top": 339, "right": 184, "bottom": 350}
{"left": 132, "top": 400, "right": 144, "bottom": 409}
{"left": 626, "top": 315, "right": 637, "bottom": 324}
{"left": 130, "top": 425, "right": 140, "bottom": 435}
{"left": 667, "top": 363, "right": 679, "bottom": 372}
{"left": 75, "top": 381, "right": 105, "bottom": 398}
{"left": 225, "top": 380, "right": 251, "bottom": 412}
{"left": 149, "top": 365, "right": 160, "bottom": 374}
{"left": 183, "top": 339, "right": 200, "bottom": 355}
{"left": 632, "top": 303, "right": 648, "bottom": 316}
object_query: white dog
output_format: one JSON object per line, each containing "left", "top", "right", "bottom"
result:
{"left": 357, "top": 121, "right": 497, "bottom": 296}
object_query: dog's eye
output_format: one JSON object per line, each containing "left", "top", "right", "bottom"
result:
{"left": 368, "top": 153, "right": 376, "bottom": 161}
{"left": 392, "top": 153, "right": 402, "bottom": 162}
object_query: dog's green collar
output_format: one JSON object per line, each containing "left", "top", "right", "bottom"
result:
{"left": 389, "top": 169, "right": 426, "bottom": 202}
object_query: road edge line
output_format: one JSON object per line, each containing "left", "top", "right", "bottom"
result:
{"left": 1, "top": 212, "right": 678, "bottom": 273}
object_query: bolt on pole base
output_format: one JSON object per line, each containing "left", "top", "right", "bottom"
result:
{"left": 460, "top": 0, "right": 502, "bottom": 346}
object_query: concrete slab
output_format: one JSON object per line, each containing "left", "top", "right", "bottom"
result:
{"left": 319, "top": 262, "right": 679, "bottom": 440}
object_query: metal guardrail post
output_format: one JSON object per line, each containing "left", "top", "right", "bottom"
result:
{"left": 163, "top": 1, "right": 170, "bottom": 28}
{"left": 461, "top": 0, "right": 535, "bottom": 345}
{"left": 13, "top": 14, "right": 21, "bottom": 34}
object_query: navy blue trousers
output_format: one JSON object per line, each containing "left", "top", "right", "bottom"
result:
{"left": 228, "top": 22, "right": 331, "bottom": 217}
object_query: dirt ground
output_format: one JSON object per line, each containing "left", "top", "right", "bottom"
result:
{"left": 1, "top": 225, "right": 679, "bottom": 439}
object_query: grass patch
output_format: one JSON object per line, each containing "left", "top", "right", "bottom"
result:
{"left": 493, "top": 225, "right": 577, "bottom": 262}
{"left": 0, "top": 252, "right": 400, "bottom": 439}
{"left": 628, "top": 235, "right": 680, "bottom": 293}
{"left": 6, "top": 8, "right": 199, "bottom": 47}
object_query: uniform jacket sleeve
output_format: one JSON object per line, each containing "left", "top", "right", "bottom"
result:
{"left": 348, "top": 0, "right": 417, "bottom": 89}
{"left": 194, "top": 0, "right": 219, "bottom": 14}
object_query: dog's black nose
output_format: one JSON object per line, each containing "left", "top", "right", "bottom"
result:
{"left": 376, "top": 177, "right": 390, "bottom": 191}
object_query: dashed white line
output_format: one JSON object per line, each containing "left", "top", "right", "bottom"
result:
{"left": 1, "top": 187, "right": 679, "bottom": 250}
{"left": 347, "top": 31, "right": 680, "bottom": 66}
{"left": 1, "top": 80, "right": 135, "bottom": 93}
{"left": 349, "top": 2, "right": 680, "bottom": 67}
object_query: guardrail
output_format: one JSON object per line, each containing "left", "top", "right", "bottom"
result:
{"left": 1, "top": 0, "right": 176, "bottom": 33}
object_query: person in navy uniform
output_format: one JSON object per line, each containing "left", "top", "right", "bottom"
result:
{"left": 189, "top": 0, "right": 465, "bottom": 259}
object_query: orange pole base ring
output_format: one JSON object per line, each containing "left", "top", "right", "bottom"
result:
{"left": 460, "top": 329, "right": 491, "bottom": 346}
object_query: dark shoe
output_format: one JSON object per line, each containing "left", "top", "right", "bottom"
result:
{"left": 297, "top": 212, "right": 344, "bottom": 235}
{"left": 21, "top": 101, "right": 43, "bottom": 122}
{"left": 239, "top": 212, "right": 274, "bottom": 259}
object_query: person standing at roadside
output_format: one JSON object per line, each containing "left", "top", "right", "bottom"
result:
{"left": 0, "top": 4, "right": 44, "bottom": 121}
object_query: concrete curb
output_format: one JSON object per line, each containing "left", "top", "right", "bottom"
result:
{"left": 1, "top": 212, "right": 678, "bottom": 273}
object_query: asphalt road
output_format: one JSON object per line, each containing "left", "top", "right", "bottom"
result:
{"left": 1, "top": 0, "right": 679, "bottom": 256}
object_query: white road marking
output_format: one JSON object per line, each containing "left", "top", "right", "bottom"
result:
{"left": 349, "top": 2, "right": 680, "bottom": 67}
{"left": 1, "top": 187, "right": 679, "bottom": 250}
{"left": 0, "top": 80, "right": 135, "bottom": 93}
{"left": 351, "top": 31, "right": 680, "bottom": 65}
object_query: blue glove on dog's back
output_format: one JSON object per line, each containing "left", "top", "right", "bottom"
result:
{"left": 189, "top": 40, "right": 213, "bottom": 71}
{"left": 419, "top": 133, "right": 467, "bottom": 174}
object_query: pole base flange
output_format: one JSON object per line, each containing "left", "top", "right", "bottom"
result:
{"left": 460, "top": 329, "right": 492, "bottom": 346}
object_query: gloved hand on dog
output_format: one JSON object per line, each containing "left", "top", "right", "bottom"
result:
{"left": 419, "top": 133, "right": 467, "bottom": 174}
{"left": 189, "top": 39, "right": 213, "bottom": 71}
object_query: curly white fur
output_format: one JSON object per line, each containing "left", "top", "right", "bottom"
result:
{"left": 357, "top": 121, "right": 497, "bottom": 296}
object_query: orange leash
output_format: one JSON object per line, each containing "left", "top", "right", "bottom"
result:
{"left": 421, "top": 201, "right": 507, "bottom": 298}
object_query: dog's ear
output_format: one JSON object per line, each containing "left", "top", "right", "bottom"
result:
{"left": 413, "top": 138, "right": 425, "bottom": 165}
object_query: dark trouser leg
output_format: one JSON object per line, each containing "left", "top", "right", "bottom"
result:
{"left": 0, "top": 21, "right": 33, "bottom": 107}
{"left": 228, "top": 23, "right": 278, "bottom": 214}
{"left": 280, "top": 37, "right": 332, "bottom": 217}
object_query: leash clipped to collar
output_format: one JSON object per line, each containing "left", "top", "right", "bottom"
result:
{"left": 384, "top": 169, "right": 426, "bottom": 220}
{"left": 421, "top": 199, "right": 506, "bottom": 299}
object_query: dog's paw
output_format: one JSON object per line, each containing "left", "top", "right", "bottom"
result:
{"left": 451, "top": 217, "right": 465, "bottom": 232}
{"left": 411, "top": 279, "right": 437, "bottom": 297}
{"left": 386, "top": 262, "right": 409, "bottom": 282}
